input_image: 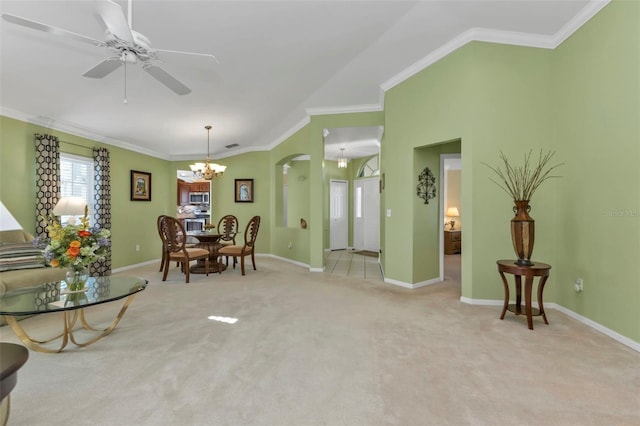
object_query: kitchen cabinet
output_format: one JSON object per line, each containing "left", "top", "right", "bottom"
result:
{"left": 191, "top": 182, "right": 210, "bottom": 192}
{"left": 444, "top": 230, "right": 461, "bottom": 254}
{"left": 177, "top": 180, "right": 191, "bottom": 205}
{"left": 177, "top": 180, "right": 211, "bottom": 205}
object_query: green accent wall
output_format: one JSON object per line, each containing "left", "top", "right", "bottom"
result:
{"left": 384, "top": 0, "right": 638, "bottom": 341}
{"left": 172, "top": 150, "right": 272, "bottom": 255}
{"left": 0, "top": 115, "right": 174, "bottom": 269}
{"left": 551, "top": 0, "right": 640, "bottom": 341}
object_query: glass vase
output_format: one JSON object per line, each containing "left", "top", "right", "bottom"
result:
{"left": 65, "top": 266, "right": 89, "bottom": 292}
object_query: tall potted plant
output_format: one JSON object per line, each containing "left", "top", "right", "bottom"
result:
{"left": 483, "top": 150, "right": 563, "bottom": 266}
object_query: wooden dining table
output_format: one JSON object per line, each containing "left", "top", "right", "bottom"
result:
{"left": 187, "top": 230, "right": 228, "bottom": 274}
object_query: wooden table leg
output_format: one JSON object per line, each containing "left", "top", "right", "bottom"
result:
{"left": 514, "top": 275, "right": 522, "bottom": 314}
{"left": 499, "top": 271, "right": 510, "bottom": 320}
{"left": 537, "top": 275, "right": 549, "bottom": 324}
{"left": 524, "top": 275, "right": 534, "bottom": 330}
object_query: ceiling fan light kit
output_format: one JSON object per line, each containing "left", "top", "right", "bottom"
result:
{"left": 1, "top": 0, "right": 218, "bottom": 97}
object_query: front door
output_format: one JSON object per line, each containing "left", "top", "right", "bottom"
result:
{"left": 330, "top": 180, "right": 349, "bottom": 250}
{"left": 353, "top": 178, "right": 379, "bottom": 252}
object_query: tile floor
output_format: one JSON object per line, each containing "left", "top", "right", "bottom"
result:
{"left": 324, "top": 250, "right": 462, "bottom": 288}
{"left": 324, "top": 249, "right": 383, "bottom": 281}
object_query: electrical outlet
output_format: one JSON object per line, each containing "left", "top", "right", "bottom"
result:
{"left": 135, "top": 244, "right": 140, "bottom": 252}
{"left": 574, "top": 278, "right": 583, "bottom": 292}
{"left": 288, "top": 242, "right": 292, "bottom": 249}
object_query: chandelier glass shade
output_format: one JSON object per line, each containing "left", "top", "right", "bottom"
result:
{"left": 337, "top": 148, "right": 347, "bottom": 169}
{"left": 190, "top": 125, "right": 226, "bottom": 180}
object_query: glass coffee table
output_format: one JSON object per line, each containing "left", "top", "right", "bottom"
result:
{"left": 0, "top": 276, "right": 147, "bottom": 353}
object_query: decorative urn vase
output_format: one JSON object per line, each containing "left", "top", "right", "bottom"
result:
{"left": 511, "top": 200, "right": 535, "bottom": 266}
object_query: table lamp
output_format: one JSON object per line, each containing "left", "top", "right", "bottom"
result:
{"left": 53, "top": 196, "right": 89, "bottom": 225}
{"left": 446, "top": 206, "right": 459, "bottom": 230}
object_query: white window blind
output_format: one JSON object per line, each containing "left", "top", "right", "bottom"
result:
{"left": 60, "top": 153, "right": 94, "bottom": 223}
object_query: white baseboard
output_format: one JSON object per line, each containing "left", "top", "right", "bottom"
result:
{"left": 258, "top": 253, "right": 314, "bottom": 271}
{"left": 460, "top": 297, "right": 640, "bottom": 353}
{"left": 547, "top": 302, "right": 640, "bottom": 353}
{"left": 112, "top": 259, "right": 160, "bottom": 274}
{"left": 384, "top": 276, "right": 440, "bottom": 289}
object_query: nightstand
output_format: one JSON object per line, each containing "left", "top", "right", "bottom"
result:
{"left": 444, "top": 230, "right": 461, "bottom": 254}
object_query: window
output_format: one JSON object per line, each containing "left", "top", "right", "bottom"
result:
{"left": 357, "top": 155, "right": 380, "bottom": 178}
{"left": 355, "top": 186, "right": 362, "bottom": 218}
{"left": 60, "top": 153, "right": 94, "bottom": 224}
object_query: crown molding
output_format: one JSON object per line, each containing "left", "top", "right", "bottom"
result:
{"left": 1, "top": 106, "right": 170, "bottom": 160}
{"left": 380, "top": 0, "right": 610, "bottom": 92}
{"left": 551, "top": 0, "right": 610, "bottom": 48}
{"left": 305, "top": 104, "right": 383, "bottom": 116}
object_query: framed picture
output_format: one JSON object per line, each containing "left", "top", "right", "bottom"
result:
{"left": 130, "top": 170, "right": 152, "bottom": 201}
{"left": 235, "top": 179, "right": 254, "bottom": 203}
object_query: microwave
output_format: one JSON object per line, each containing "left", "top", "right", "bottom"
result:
{"left": 189, "top": 192, "right": 209, "bottom": 204}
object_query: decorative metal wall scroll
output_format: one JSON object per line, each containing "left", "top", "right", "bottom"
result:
{"left": 417, "top": 167, "right": 436, "bottom": 204}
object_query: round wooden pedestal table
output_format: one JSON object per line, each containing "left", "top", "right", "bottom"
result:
{"left": 497, "top": 259, "right": 551, "bottom": 330}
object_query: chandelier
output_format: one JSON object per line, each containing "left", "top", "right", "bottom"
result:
{"left": 337, "top": 148, "right": 348, "bottom": 169}
{"left": 190, "top": 125, "right": 226, "bottom": 180}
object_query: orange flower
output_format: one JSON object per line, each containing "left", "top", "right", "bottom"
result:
{"left": 67, "top": 247, "right": 80, "bottom": 257}
{"left": 78, "top": 230, "right": 92, "bottom": 237}
{"left": 50, "top": 259, "right": 59, "bottom": 267}
{"left": 69, "top": 240, "right": 81, "bottom": 248}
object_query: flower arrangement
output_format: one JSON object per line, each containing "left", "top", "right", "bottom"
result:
{"left": 482, "top": 149, "right": 564, "bottom": 201}
{"left": 36, "top": 207, "right": 111, "bottom": 273}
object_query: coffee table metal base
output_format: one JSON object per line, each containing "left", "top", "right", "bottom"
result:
{"left": 2, "top": 294, "right": 138, "bottom": 353}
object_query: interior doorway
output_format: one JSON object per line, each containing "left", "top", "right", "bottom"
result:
{"left": 330, "top": 180, "right": 349, "bottom": 250}
{"left": 440, "top": 154, "right": 462, "bottom": 285}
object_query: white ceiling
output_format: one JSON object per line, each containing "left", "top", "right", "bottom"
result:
{"left": 323, "top": 126, "right": 382, "bottom": 161}
{"left": 0, "top": 0, "right": 604, "bottom": 161}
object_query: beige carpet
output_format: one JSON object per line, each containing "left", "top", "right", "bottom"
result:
{"left": 1, "top": 256, "right": 638, "bottom": 426}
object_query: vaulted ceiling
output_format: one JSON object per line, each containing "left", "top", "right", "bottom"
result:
{"left": 0, "top": 0, "right": 603, "bottom": 161}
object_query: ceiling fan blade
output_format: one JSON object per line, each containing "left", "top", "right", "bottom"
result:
{"left": 155, "top": 48, "right": 220, "bottom": 64}
{"left": 83, "top": 57, "right": 122, "bottom": 78}
{"left": 95, "top": 0, "right": 133, "bottom": 43}
{"left": 1, "top": 13, "right": 105, "bottom": 47}
{"left": 143, "top": 64, "right": 191, "bottom": 95}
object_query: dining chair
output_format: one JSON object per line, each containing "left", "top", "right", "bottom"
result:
{"left": 158, "top": 216, "right": 210, "bottom": 283}
{"left": 215, "top": 215, "right": 239, "bottom": 265}
{"left": 218, "top": 215, "right": 260, "bottom": 275}
{"left": 157, "top": 215, "right": 168, "bottom": 272}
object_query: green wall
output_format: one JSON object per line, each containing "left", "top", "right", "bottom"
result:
{"left": 270, "top": 125, "right": 311, "bottom": 264}
{"left": 172, "top": 150, "right": 272, "bottom": 255}
{"left": 384, "top": 46, "right": 474, "bottom": 285}
{"left": 384, "top": 0, "right": 638, "bottom": 341}
{"left": 270, "top": 113, "right": 384, "bottom": 268}
{"left": 551, "top": 0, "right": 640, "bottom": 341}
{"left": 0, "top": 115, "right": 173, "bottom": 269}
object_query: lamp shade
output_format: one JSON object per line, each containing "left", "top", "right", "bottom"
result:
{"left": 446, "top": 207, "right": 460, "bottom": 217}
{"left": 0, "top": 201, "right": 22, "bottom": 231}
{"left": 53, "top": 196, "right": 89, "bottom": 216}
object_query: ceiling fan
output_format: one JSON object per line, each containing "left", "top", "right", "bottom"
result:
{"left": 1, "top": 0, "right": 218, "bottom": 96}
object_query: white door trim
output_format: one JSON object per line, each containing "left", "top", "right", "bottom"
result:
{"left": 440, "top": 154, "right": 461, "bottom": 282}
